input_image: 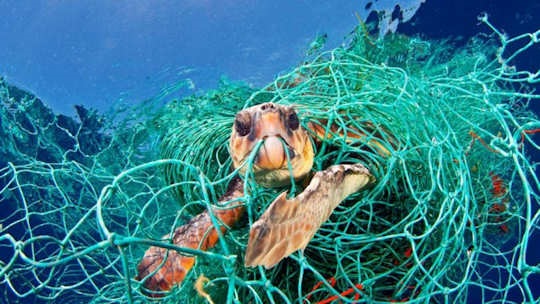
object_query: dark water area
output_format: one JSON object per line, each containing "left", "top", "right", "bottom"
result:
{"left": 400, "top": 0, "right": 540, "bottom": 107}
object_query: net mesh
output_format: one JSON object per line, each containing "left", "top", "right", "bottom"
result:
{"left": 1, "top": 17, "right": 539, "bottom": 303}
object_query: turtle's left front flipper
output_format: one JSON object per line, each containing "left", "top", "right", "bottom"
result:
{"left": 245, "top": 163, "right": 375, "bottom": 268}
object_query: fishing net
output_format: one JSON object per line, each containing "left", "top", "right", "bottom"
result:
{"left": 1, "top": 16, "right": 539, "bottom": 303}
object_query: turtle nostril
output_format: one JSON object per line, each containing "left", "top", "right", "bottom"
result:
{"left": 261, "top": 103, "right": 275, "bottom": 112}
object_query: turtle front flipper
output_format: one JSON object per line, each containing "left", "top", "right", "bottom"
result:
{"left": 245, "top": 163, "right": 375, "bottom": 268}
{"left": 136, "top": 177, "right": 244, "bottom": 297}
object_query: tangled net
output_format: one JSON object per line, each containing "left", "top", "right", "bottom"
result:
{"left": 1, "top": 17, "right": 539, "bottom": 303}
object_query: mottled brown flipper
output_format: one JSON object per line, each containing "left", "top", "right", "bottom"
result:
{"left": 136, "top": 177, "right": 244, "bottom": 296}
{"left": 244, "top": 163, "right": 374, "bottom": 268}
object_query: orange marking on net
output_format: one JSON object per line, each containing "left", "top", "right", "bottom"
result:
{"left": 499, "top": 224, "right": 509, "bottom": 233}
{"left": 306, "top": 277, "right": 362, "bottom": 304}
{"left": 524, "top": 128, "right": 540, "bottom": 135}
{"left": 305, "top": 277, "right": 337, "bottom": 302}
{"left": 467, "top": 130, "right": 500, "bottom": 154}
{"left": 315, "top": 283, "right": 364, "bottom": 304}
{"left": 489, "top": 203, "right": 506, "bottom": 213}
{"left": 404, "top": 247, "right": 412, "bottom": 258}
{"left": 390, "top": 299, "right": 407, "bottom": 303}
{"left": 489, "top": 172, "right": 507, "bottom": 198}
{"left": 390, "top": 297, "right": 410, "bottom": 303}
{"left": 329, "top": 277, "right": 337, "bottom": 287}
{"left": 520, "top": 128, "right": 540, "bottom": 144}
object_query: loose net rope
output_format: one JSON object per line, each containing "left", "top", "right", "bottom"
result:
{"left": 1, "top": 17, "right": 539, "bottom": 303}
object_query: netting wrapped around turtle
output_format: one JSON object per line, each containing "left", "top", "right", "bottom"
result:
{"left": 1, "top": 18, "right": 539, "bottom": 303}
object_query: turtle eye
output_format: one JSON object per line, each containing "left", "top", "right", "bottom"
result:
{"left": 287, "top": 112, "right": 299, "bottom": 130}
{"left": 234, "top": 113, "right": 251, "bottom": 136}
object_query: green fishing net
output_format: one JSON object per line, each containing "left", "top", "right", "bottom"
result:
{"left": 1, "top": 18, "right": 539, "bottom": 303}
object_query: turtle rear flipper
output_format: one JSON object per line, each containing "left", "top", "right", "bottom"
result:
{"left": 245, "top": 163, "right": 374, "bottom": 268}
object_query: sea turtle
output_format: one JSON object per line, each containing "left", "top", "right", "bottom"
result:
{"left": 136, "top": 102, "right": 387, "bottom": 295}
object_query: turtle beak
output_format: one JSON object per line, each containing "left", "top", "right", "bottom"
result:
{"left": 252, "top": 109, "right": 294, "bottom": 170}
{"left": 255, "top": 136, "right": 294, "bottom": 170}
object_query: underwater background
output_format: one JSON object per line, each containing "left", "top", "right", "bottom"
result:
{"left": 2, "top": 0, "right": 537, "bottom": 117}
{"left": 1, "top": 0, "right": 539, "bottom": 303}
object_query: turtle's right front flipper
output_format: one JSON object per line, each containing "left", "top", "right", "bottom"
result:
{"left": 244, "top": 163, "right": 375, "bottom": 269}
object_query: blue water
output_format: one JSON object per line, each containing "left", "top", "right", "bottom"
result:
{"left": 1, "top": 1, "right": 538, "bottom": 114}
{"left": 0, "top": 0, "right": 538, "bottom": 303}
{"left": 0, "top": 1, "right": 369, "bottom": 116}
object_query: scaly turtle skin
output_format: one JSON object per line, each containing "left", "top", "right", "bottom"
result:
{"left": 136, "top": 102, "right": 377, "bottom": 295}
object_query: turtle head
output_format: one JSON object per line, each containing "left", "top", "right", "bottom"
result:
{"left": 229, "top": 102, "right": 314, "bottom": 187}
